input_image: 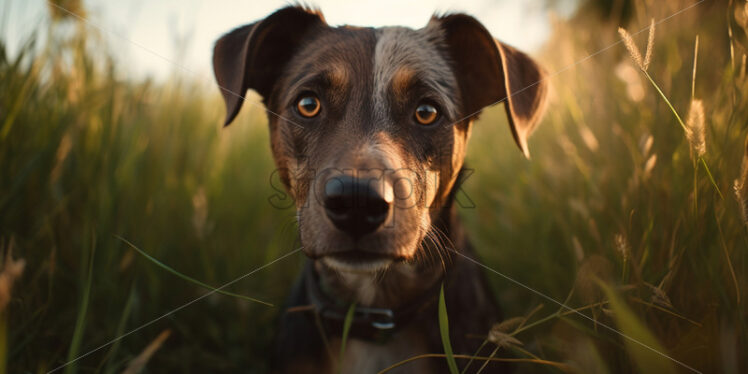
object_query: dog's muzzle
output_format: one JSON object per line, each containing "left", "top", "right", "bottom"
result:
{"left": 323, "top": 175, "right": 392, "bottom": 239}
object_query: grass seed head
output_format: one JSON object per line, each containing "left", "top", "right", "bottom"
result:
{"left": 488, "top": 321, "right": 524, "bottom": 348}
{"left": 685, "top": 99, "right": 706, "bottom": 159}
{"left": 647, "top": 283, "right": 673, "bottom": 309}
{"left": 643, "top": 19, "right": 656, "bottom": 71}
{"left": 618, "top": 19, "right": 655, "bottom": 72}
{"left": 619, "top": 27, "right": 645, "bottom": 71}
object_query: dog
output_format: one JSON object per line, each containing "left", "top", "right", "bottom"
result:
{"left": 212, "top": 6, "right": 547, "bottom": 373}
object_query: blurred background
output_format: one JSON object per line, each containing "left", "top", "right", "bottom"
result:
{"left": 3, "top": 0, "right": 574, "bottom": 80}
{"left": 1, "top": 0, "right": 746, "bottom": 372}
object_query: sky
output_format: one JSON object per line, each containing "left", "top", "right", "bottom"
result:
{"left": 2, "top": 0, "right": 576, "bottom": 81}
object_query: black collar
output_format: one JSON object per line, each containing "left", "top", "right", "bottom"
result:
{"left": 302, "top": 261, "right": 444, "bottom": 343}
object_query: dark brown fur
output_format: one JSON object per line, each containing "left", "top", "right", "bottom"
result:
{"left": 212, "top": 6, "right": 548, "bottom": 373}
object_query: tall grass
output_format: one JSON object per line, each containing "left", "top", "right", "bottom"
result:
{"left": 462, "top": 1, "right": 748, "bottom": 372}
{"left": 2, "top": 0, "right": 747, "bottom": 372}
{"left": 1, "top": 7, "right": 300, "bottom": 372}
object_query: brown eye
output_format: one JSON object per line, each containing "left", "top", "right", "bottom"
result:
{"left": 414, "top": 103, "right": 438, "bottom": 125}
{"left": 296, "top": 95, "right": 321, "bottom": 117}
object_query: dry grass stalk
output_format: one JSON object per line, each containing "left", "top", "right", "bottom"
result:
{"left": 733, "top": 135, "right": 748, "bottom": 227}
{"left": 0, "top": 241, "right": 26, "bottom": 311}
{"left": 50, "top": 132, "right": 73, "bottom": 183}
{"left": 572, "top": 236, "right": 584, "bottom": 263}
{"left": 644, "top": 154, "right": 657, "bottom": 179}
{"left": 48, "top": 0, "right": 86, "bottom": 21}
{"left": 685, "top": 100, "right": 706, "bottom": 159}
{"left": 645, "top": 283, "right": 673, "bottom": 309}
{"left": 641, "top": 134, "right": 654, "bottom": 156}
{"left": 692, "top": 35, "right": 699, "bottom": 100}
{"left": 575, "top": 255, "right": 613, "bottom": 306}
{"left": 729, "top": 11, "right": 736, "bottom": 72}
{"left": 493, "top": 316, "right": 526, "bottom": 334}
{"left": 737, "top": 2, "right": 748, "bottom": 30}
{"left": 614, "top": 234, "right": 630, "bottom": 263}
{"left": 619, "top": 19, "right": 655, "bottom": 72}
{"left": 579, "top": 125, "right": 599, "bottom": 152}
{"left": 122, "top": 329, "right": 171, "bottom": 374}
{"left": 192, "top": 187, "right": 209, "bottom": 239}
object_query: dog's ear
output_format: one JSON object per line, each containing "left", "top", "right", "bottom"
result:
{"left": 430, "top": 14, "right": 548, "bottom": 158}
{"left": 213, "top": 7, "right": 326, "bottom": 126}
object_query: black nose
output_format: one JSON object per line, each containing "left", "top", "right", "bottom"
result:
{"left": 323, "top": 175, "right": 390, "bottom": 239}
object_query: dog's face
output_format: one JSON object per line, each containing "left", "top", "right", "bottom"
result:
{"left": 213, "top": 7, "right": 547, "bottom": 273}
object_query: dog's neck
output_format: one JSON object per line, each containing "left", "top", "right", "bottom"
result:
{"left": 313, "top": 170, "right": 468, "bottom": 308}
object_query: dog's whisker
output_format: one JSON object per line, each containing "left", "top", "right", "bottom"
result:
{"left": 418, "top": 233, "right": 432, "bottom": 267}
{"left": 424, "top": 228, "right": 441, "bottom": 258}
{"left": 432, "top": 225, "right": 457, "bottom": 266}
{"left": 419, "top": 230, "right": 436, "bottom": 266}
{"left": 424, "top": 229, "right": 447, "bottom": 272}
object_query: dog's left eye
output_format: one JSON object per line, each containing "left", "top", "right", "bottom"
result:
{"left": 414, "top": 103, "right": 439, "bottom": 125}
{"left": 296, "top": 95, "right": 321, "bottom": 118}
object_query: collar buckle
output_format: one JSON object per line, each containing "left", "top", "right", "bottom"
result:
{"left": 355, "top": 307, "right": 395, "bottom": 330}
{"left": 320, "top": 306, "right": 396, "bottom": 331}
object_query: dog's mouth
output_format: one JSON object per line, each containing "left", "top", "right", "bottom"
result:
{"left": 319, "top": 251, "right": 402, "bottom": 273}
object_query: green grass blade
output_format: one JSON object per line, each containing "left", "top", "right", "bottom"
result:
{"left": 642, "top": 71, "right": 722, "bottom": 198}
{"left": 438, "top": 283, "right": 459, "bottom": 374}
{"left": 598, "top": 281, "right": 676, "bottom": 374}
{"left": 115, "top": 235, "right": 273, "bottom": 307}
{"left": 64, "top": 235, "right": 96, "bottom": 374}
{"left": 337, "top": 302, "right": 356, "bottom": 374}
{"left": 100, "top": 285, "right": 136, "bottom": 374}
{"left": 643, "top": 72, "right": 688, "bottom": 133}
{"left": 699, "top": 157, "right": 724, "bottom": 199}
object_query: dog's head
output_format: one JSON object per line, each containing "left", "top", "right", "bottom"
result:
{"left": 213, "top": 6, "right": 547, "bottom": 273}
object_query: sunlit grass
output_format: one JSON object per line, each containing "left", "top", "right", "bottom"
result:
{"left": 2, "top": 0, "right": 747, "bottom": 373}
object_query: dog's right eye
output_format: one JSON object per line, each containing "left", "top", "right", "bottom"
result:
{"left": 296, "top": 95, "right": 321, "bottom": 118}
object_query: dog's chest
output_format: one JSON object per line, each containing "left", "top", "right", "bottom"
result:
{"left": 333, "top": 328, "right": 434, "bottom": 374}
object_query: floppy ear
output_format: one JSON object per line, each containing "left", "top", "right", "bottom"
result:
{"left": 212, "top": 6, "right": 326, "bottom": 126}
{"left": 431, "top": 14, "right": 548, "bottom": 158}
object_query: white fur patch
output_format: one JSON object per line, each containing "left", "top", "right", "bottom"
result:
{"left": 320, "top": 256, "right": 393, "bottom": 274}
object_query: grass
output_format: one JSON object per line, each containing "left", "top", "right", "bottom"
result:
{"left": 439, "top": 283, "right": 459, "bottom": 374}
{"left": 2, "top": 0, "right": 747, "bottom": 373}
{"left": 337, "top": 303, "right": 356, "bottom": 374}
{"left": 64, "top": 234, "right": 94, "bottom": 374}
{"left": 115, "top": 235, "right": 273, "bottom": 306}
